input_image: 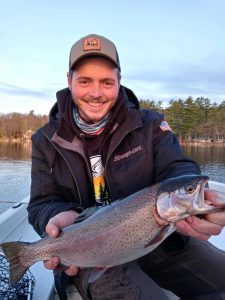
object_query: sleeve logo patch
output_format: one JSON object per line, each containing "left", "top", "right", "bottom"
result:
{"left": 159, "top": 121, "right": 172, "bottom": 131}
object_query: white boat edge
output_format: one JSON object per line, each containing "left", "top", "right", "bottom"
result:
{"left": 0, "top": 180, "right": 224, "bottom": 300}
{"left": 0, "top": 196, "right": 56, "bottom": 300}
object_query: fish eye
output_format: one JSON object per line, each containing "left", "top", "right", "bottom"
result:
{"left": 186, "top": 185, "right": 195, "bottom": 193}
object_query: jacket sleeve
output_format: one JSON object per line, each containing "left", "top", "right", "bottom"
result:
{"left": 152, "top": 122, "right": 201, "bottom": 182}
{"left": 27, "top": 131, "right": 84, "bottom": 236}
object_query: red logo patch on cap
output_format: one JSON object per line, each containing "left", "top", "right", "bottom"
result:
{"left": 83, "top": 38, "right": 101, "bottom": 51}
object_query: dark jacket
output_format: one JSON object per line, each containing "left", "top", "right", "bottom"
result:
{"left": 27, "top": 85, "right": 200, "bottom": 236}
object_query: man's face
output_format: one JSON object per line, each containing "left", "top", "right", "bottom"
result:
{"left": 68, "top": 57, "right": 120, "bottom": 124}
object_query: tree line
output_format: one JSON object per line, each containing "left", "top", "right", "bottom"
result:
{"left": 0, "top": 97, "right": 225, "bottom": 141}
{"left": 0, "top": 110, "right": 48, "bottom": 139}
{"left": 140, "top": 97, "right": 225, "bottom": 141}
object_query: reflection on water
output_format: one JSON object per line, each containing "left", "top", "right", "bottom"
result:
{"left": 182, "top": 145, "right": 225, "bottom": 164}
{"left": 0, "top": 143, "right": 224, "bottom": 215}
{"left": 1, "top": 142, "right": 224, "bottom": 249}
{"left": 0, "top": 160, "right": 31, "bottom": 214}
{"left": 0, "top": 141, "right": 31, "bottom": 161}
{"left": 182, "top": 145, "right": 225, "bottom": 184}
{"left": 0, "top": 142, "right": 32, "bottom": 214}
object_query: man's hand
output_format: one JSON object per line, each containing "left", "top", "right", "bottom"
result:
{"left": 44, "top": 210, "right": 79, "bottom": 276}
{"left": 176, "top": 189, "right": 225, "bottom": 240}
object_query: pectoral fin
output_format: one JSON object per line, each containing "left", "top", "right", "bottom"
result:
{"left": 144, "top": 224, "right": 175, "bottom": 248}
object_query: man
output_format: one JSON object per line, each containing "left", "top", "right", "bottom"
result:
{"left": 28, "top": 34, "right": 225, "bottom": 300}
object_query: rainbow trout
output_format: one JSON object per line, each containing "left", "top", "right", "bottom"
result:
{"left": 1, "top": 174, "right": 225, "bottom": 284}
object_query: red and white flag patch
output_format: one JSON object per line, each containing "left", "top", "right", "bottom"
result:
{"left": 159, "top": 120, "right": 172, "bottom": 132}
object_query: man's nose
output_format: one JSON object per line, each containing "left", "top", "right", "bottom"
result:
{"left": 89, "top": 83, "right": 102, "bottom": 98}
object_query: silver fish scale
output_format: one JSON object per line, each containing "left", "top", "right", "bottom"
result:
{"left": 32, "top": 185, "right": 163, "bottom": 268}
{"left": 3, "top": 175, "right": 225, "bottom": 285}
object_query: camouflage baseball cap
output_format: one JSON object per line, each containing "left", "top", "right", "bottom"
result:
{"left": 69, "top": 34, "right": 121, "bottom": 71}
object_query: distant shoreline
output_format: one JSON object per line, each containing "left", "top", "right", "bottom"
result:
{"left": 180, "top": 140, "right": 225, "bottom": 147}
{"left": 0, "top": 138, "right": 225, "bottom": 147}
{"left": 0, "top": 138, "right": 31, "bottom": 143}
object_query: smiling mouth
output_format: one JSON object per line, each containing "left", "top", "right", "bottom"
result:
{"left": 87, "top": 102, "right": 104, "bottom": 107}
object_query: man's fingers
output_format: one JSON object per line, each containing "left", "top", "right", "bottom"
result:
{"left": 204, "top": 189, "right": 225, "bottom": 207}
{"left": 44, "top": 257, "right": 60, "bottom": 270}
{"left": 45, "top": 221, "right": 60, "bottom": 237}
{"left": 43, "top": 211, "right": 80, "bottom": 274}
{"left": 176, "top": 219, "right": 210, "bottom": 240}
{"left": 45, "top": 211, "right": 80, "bottom": 238}
{"left": 43, "top": 257, "right": 78, "bottom": 275}
{"left": 176, "top": 215, "right": 223, "bottom": 240}
{"left": 187, "top": 216, "right": 222, "bottom": 236}
{"left": 205, "top": 211, "right": 225, "bottom": 226}
{"left": 204, "top": 188, "right": 217, "bottom": 200}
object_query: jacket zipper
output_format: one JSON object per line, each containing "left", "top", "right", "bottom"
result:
{"left": 43, "top": 132, "right": 87, "bottom": 205}
{"left": 105, "top": 125, "right": 142, "bottom": 198}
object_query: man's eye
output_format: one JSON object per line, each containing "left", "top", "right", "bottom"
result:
{"left": 103, "top": 81, "right": 114, "bottom": 87}
{"left": 79, "top": 80, "right": 89, "bottom": 86}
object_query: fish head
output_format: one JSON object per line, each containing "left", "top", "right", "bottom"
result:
{"left": 156, "top": 174, "right": 224, "bottom": 222}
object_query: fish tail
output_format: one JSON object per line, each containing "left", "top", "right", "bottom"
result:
{"left": 0, "top": 241, "right": 31, "bottom": 284}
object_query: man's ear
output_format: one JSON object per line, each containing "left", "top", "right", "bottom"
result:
{"left": 67, "top": 72, "right": 72, "bottom": 91}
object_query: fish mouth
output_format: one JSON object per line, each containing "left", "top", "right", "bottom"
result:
{"left": 194, "top": 177, "right": 225, "bottom": 213}
{"left": 193, "top": 177, "right": 207, "bottom": 211}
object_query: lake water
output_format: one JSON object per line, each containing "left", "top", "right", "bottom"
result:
{"left": 182, "top": 144, "right": 225, "bottom": 184}
{"left": 0, "top": 142, "right": 31, "bottom": 214}
{"left": 0, "top": 142, "right": 225, "bottom": 214}
{"left": 0, "top": 142, "right": 225, "bottom": 250}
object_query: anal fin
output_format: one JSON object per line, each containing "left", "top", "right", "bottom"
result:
{"left": 88, "top": 267, "right": 109, "bottom": 283}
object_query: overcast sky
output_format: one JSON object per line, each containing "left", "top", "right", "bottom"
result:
{"left": 1, "top": 0, "right": 225, "bottom": 114}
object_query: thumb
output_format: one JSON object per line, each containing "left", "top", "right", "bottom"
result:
{"left": 46, "top": 221, "right": 60, "bottom": 237}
